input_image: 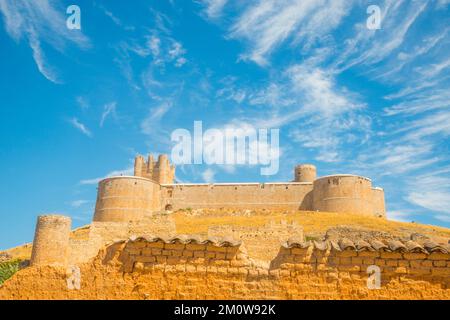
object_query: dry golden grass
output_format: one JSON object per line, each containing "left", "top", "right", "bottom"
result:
{"left": 173, "top": 209, "right": 450, "bottom": 241}
{"left": 3, "top": 209, "right": 449, "bottom": 261}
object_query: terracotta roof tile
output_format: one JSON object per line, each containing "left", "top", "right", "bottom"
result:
{"left": 354, "top": 239, "right": 373, "bottom": 251}
{"left": 404, "top": 241, "right": 427, "bottom": 254}
{"left": 313, "top": 240, "right": 328, "bottom": 251}
{"left": 130, "top": 235, "right": 241, "bottom": 247}
{"left": 369, "top": 239, "right": 389, "bottom": 251}
{"left": 387, "top": 240, "right": 407, "bottom": 252}
{"left": 339, "top": 238, "right": 356, "bottom": 251}
{"left": 423, "top": 241, "right": 448, "bottom": 254}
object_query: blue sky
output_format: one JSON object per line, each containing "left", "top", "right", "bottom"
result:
{"left": 0, "top": 0, "right": 449, "bottom": 250}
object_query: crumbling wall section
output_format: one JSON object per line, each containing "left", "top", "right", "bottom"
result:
{"left": 2, "top": 237, "right": 449, "bottom": 300}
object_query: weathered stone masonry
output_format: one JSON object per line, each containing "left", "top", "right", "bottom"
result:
{"left": 101, "top": 154, "right": 386, "bottom": 219}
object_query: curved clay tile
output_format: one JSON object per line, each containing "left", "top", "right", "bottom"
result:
{"left": 404, "top": 240, "right": 427, "bottom": 254}
{"left": 423, "top": 241, "right": 449, "bottom": 254}
{"left": 313, "top": 240, "right": 329, "bottom": 251}
{"left": 216, "top": 238, "right": 242, "bottom": 247}
{"left": 369, "top": 239, "right": 389, "bottom": 251}
{"left": 282, "top": 239, "right": 311, "bottom": 249}
{"left": 184, "top": 235, "right": 204, "bottom": 244}
{"left": 330, "top": 240, "right": 342, "bottom": 252}
{"left": 128, "top": 235, "right": 241, "bottom": 247}
{"left": 387, "top": 240, "right": 407, "bottom": 252}
{"left": 354, "top": 239, "right": 373, "bottom": 252}
{"left": 339, "top": 238, "right": 356, "bottom": 251}
{"left": 133, "top": 235, "right": 161, "bottom": 243}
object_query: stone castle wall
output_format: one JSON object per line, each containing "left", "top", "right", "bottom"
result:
{"left": 126, "top": 154, "right": 387, "bottom": 218}
{"left": 160, "top": 183, "right": 314, "bottom": 211}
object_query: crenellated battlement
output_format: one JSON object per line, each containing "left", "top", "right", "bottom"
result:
{"left": 104, "top": 153, "right": 389, "bottom": 219}
{"left": 134, "top": 154, "right": 175, "bottom": 184}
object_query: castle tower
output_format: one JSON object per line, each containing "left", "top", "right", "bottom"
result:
{"left": 156, "top": 154, "right": 168, "bottom": 184}
{"left": 30, "top": 215, "right": 71, "bottom": 266}
{"left": 372, "top": 187, "right": 386, "bottom": 218}
{"left": 155, "top": 154, "right": 175, "bottom": 184}
{"left": 133, "top": 154, "right": 175, "bottom": 184}
{"left": 147, "top": 154, "right": 155, "bottom": 176}
{"left": 134, "top": 155, "right": 145, "bottom": 177}
{"left": 294, "top": 164, "right": 317, "bottom": 183}
{"left": 93, "top": 176, "right": 160, "bottom": 222}
{"left": 312, "top": 175, "right": 374, "bottom": 216}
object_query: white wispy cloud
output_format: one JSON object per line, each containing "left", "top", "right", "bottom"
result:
{"left": 200, "top": 0, "right": 228, "bottom": 19}
{"left": 69, "top": 118, "right": 92, "bottom": 137}
{"left": 70, "top": 199, "right": 90, "bottom": 208}
{"left": 398, "top": 111, "right": 450, "bottom": 141}
{"left": 356, "top": 141, "right": 440, "bottom": 176}
{"left": 95, "top": 2, "right": 135, "bottom": 31}
{"left": 100, "top": 102, "right": 117, "bottom": 127}
{"left": 76, "top": 96, "right": 89, "bottom": 110}
{"left": 243, "top": 63, "right": 369, "bottom": 162}
{"left": 286, "top": 65, "right": 363, "bottom": 117}
{"left": 404, "top": 168, "right": 450, "bottom": 222}
{"left": 140, "top": 101, "right": 173, "bottom": 135}
{"left": 229, "top": 0, "right": 352, "bottom": 65}
{"left": 0, "top": 0, "right": 90, "bottom": 83}
{"left": 113, "top": 12, "right": 188, "bottom": 92}
{"left": 333, "top": 0, "right": 429, "bottom": 73}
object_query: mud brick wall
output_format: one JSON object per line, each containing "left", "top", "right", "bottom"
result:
{"left": 1, "top": 239, "right": 450, "bottom": 300}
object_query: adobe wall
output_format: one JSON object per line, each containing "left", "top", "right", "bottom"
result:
{"left": 67, "top": 215, "right": 177, "bottom": 265}
{"left": 93, "top": 176, "right": 162, "bottom": 222}
{"left": 2, "top": 237, "right": 449, "bottom": 300}
{"left": 208, "top": 221, "right": 304, "bottom": 261}
{"left": 160, "top": 183, "right": 314, "bottom": 211}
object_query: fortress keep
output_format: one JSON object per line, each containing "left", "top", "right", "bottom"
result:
{"left": 93, "top": 154, "right": 386, "bottom": 222}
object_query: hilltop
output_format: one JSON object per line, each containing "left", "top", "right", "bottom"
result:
{"left": 2, "top": 209, "right": 449, "bottom": 262}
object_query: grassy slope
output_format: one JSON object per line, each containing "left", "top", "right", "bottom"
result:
{"left": 2, "top": 210, "right": 449, "bottom": 261}
{"left": 173, "top": 210, "right": 450, "bottom": 241}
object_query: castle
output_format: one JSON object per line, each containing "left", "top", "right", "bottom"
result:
{"left": 27, "top": 153, "right": 386, "bottom": 267}
{"left": 2, "top": 154, "right": 450, "bottom": 300}
{"left": 94, "top": 154, "right": 386, "bottom": 223}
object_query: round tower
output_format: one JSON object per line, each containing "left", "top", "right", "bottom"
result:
{"left": 294, "top": 164, "right": 317, "bottom": 183}
{"left": 372, "top": 187, "right": 386, "bottom": 218}
{"left": 93, "top": 176, "right": 160, "bottom": 222}
{"left": 312, "top": 175, "right": 373, "bottom": 216}
{"left": 156, "top": 154, "right": 171, "bottom": 184}
{"left": 134, "top": 155, "right": 145, "bottom": 177}
{"left": 30, "top": 215, "right": 71, "bottom": 266}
